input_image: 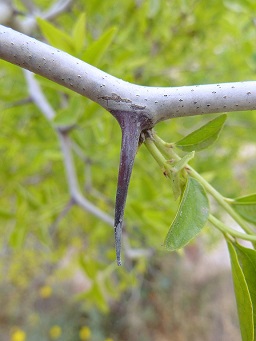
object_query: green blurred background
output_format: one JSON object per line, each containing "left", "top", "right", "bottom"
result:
{"left": 0, "top": 0, "right": 256, "bottom": 340}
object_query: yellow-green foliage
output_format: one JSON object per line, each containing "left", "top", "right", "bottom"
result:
{"left": 0, "top": 0, "right": 256, "bottom": 319}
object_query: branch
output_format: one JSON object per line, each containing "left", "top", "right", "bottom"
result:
{"left": 23, "top": 69, "right": 55, "bottom": 120}
{"left": 0, "top": 1, "right": 13, "bottom": 25}
{"left": 3, "top": 23, "right": 256, "bottom": 265}
{"left": 0, "top": 0, "right": 73, "bottom": 34}
{"left": 1, "top": 24, "right": 256, "bottom": 127}
{"left": 20, "top": 0, "right": 36, "bottom": 13}
{"left": 23, "top": 69, "right": 113, "bottom": 227}
{"left": 23, "top": 69, "right": 154, "bottom": 263}
{"left": 42, "top": 0, "right": 73, "bottom": 20}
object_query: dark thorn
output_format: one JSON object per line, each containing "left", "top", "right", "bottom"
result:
{"left": 110, "top": 110, "right": 153, "bottom": 266}
{"left": 115, "top": 223, "right": 122, "bottom": 266}
{"left": 113, "top": 112, "right": 141, "bottom": 265}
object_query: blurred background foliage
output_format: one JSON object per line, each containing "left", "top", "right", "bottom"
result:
{"left": 0, "top": 0, "right": 256, "bottom": 340}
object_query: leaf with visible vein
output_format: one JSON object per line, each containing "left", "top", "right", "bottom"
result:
{"left": 176, "top": 114, "right": 227, "bottom": 152}
{"left": 164, "top": 176, "right": 209, "bottom": 250}
{"left": 227, "top": 241, "right": 254, "bottom": 341}
{"left": 230, "top": 194, "right": 256, "bottom": 225}
{"left": 234, "top": 243, "right": 256, "bottom": 338}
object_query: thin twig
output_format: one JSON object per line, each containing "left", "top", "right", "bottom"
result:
{"left": 49, "top": 198, "right": 75, "bottom": 237}
{"left": 5, "top": 97, "right": 32, "bottom": 108}
{"left": 20, "top": 0, "right": 36, "bottom": 13}
{"left": 43, "top": 0, "right": 73, "bottom": 20}
{"left": 23, "top": 69, "right": 153, "bottom": 261}
{"left": 23, "top": 69, "right": 55, "bottom": 120}
{"left": 23, "top": 69, "right": 113, "bottom": 226}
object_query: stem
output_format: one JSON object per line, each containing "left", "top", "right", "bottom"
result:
{"left": 187, "top": 167, "right": 254, "bottom": 235}
{"left": 209, "top": 214, "right": 256, "bottom": 242}
{"left": 144, "top": 136, "right": 170, "bottom": 171}
{"left": 145, "top": 132, "right": 255, "bottom": 237}
{"left": 152, "top": 133, "right": 178, "bottom": 160}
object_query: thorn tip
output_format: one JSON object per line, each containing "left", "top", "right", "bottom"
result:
{"left": 114, "top": 223, "right": 122, "bottom": 266}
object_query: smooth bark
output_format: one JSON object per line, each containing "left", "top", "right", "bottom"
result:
{"left": 1, "top": 24, "right": 256, "bottom": 127}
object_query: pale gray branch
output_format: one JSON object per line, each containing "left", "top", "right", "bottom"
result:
{"left": 1, "top": 1, "right": 73, "bottom": 35}
{"left": 74, "top": 192, "right": 113, "bottom": 226}
{"left": 0, "top": 1, "right": 13, "bottom": 25}
{"left": 20, "top": 0, "right": 36, "bottom": 13}
{"left": 3, "top": 24, "right": 159, "bottom": 262}
{"left": 43, "top": 0, "right": 73, "bottom": 20}
{"left": 23, "top": 68, "right": 153, "bottom": 260}
{"left": 57, "top": 132, "right": 81, "bottom": 198}
{"left": 23, "top": 69, "right": 114, "bottom": 226}
{"left": 19, "top": 0, "right": 72, "bottom": 19}
{"left": 1, "top": 25, "right": 256, "bottom": 126}
{"left": 23, "top": 69, "right": 55, "bottom": 120}
{"left": 122, "top": 234, "right": 153, "bottom": 260}
{"left": 49, "top": 198, "right": 74, "bottom": 237}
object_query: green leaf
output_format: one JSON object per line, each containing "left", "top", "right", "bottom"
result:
{"left": 227, "top": 241, "right": 254, "bottom": 341}
{"left": 230, "top": 194, "right": 256, "bottom": 224}
{"left": 82, "top": 26, "right": 117, "bottom": 66}
{"left": 9, "top": 223, "right": 27, "bottom": 248}
{"left": 79, "top": 255, "right": 98, "bottom": 280}
{"left": 53, "top": 96, "right": 83, "bottom": 128}
{"left": 175, "top": 114, "right": 227, "bottom": 152}
{"left": 76, "top": 281, "right": 108, "bottom": 313}
{"left": 234, "top": 243, "right": 256, "bottom": 337}
{"left": 37, "top": 17, "right": 74, "bottom": 53}
{"left": 234, "top": 194, "right": 256, "bottom": 203}
{"left": 72, "top": 13, "right": 86, "bottom": 54}
{"left": 0, "top": 209, "right": 14, "bottom": 218}
{"left": 18, "top": 185, "right": 40, "bottom": 209}
{"left": 89, "top": 282, "right": 108, "bottom": 312}
{"left": 164, "top": 176, "right": 209, "bottom": 250}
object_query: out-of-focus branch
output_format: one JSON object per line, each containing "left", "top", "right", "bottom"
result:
{"left": 71, "top": 142, "right": 114, "bottom": 205}
{"left": 24, "top": 69, "right": 55, "bottom": 120}
{"left": 0, "top": 0, "right": 73, "bottom": 34}
{"left": 0, "top": 1, "right": 13, "bottom": 25}
{"left": 122, "top": 234, "right": 154, "bottom": 259}
{"left": 49, "top": 198, "right": 74, "bottom": 237}
{"left": 20, "top": 0, "right": 36, "bottom": 13}
{"left": 42, "top": 0, "right": 73, "bottom": 20}
{"left": 23, "top": 69, "right": 113, "bottom": 226}
{"left": 23, "top": 70, "right": 152, "bottom": 260}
